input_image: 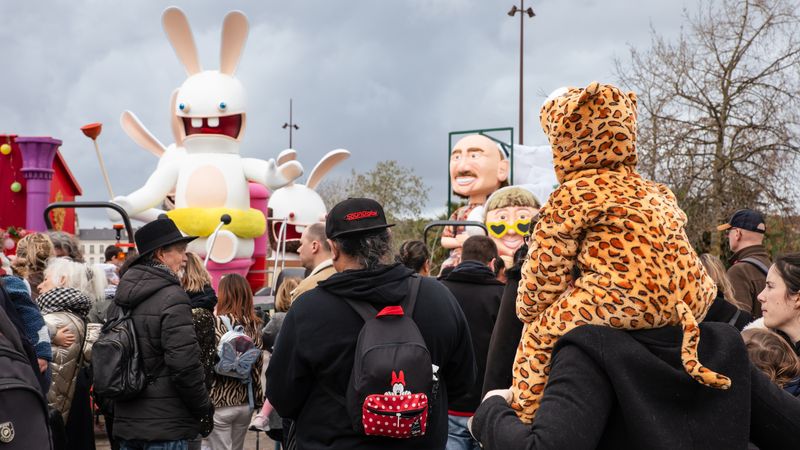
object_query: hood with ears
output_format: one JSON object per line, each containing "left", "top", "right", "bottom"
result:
{"left": 540, "top": 82, "right": 638, "bottom": 183}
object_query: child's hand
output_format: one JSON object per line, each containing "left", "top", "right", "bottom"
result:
{"left": 37, "top": 358, "right": 49, "bottom": 373}
{"left": 53, "top": 327, "right": 76, "bottom": 347}
{"left": 482, "top": 388, "right": 512, "bottom": 404}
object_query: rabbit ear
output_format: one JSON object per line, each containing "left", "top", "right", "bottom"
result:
{"left": 220, "top": 11, "right": 248, "bottom": 75}
{"left": 120, "top": 111, "right": 166, "bottom": 158}
{"left": 306, "top": 149, "right": 350, "bottom": 190}
{"left": 169, "top": 89, "right": 184, "bottom": 145}
{"left": 162, "top": 7, "right": 202, "bottom": 76}
{"left": 277, "top": 149, "right": 297, "bottom": 164}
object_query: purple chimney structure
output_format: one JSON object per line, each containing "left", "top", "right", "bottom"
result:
{"left": 17, "top": 137, "right": 61, "bottom": 232}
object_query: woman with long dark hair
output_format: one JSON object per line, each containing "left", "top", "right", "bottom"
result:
{"left": 205, "top": 274, "right": 263, "bottom": 450}
{"left": 757, "top": 253, "right": 800, "bottom": 356}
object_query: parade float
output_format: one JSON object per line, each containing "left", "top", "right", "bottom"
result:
{"left": 0, "top": 134, "right": 82, "bottom": 256}
{"left": 105, "top": 7, "right": 352, "bottom": 291}
{"left": 425, "top": 126, "right": 557, "bottom": 272}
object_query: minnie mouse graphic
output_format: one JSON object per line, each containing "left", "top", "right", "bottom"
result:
{"left": 385, "top": 370, "right": 411, "bottom": 396}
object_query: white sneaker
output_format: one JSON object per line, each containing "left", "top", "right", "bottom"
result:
{"left": 249, "top": 413, "right": 269, "bottom": 431}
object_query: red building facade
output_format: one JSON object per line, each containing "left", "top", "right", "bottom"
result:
{"left": 0, "top": 134, "right": 82, "bottom": 234}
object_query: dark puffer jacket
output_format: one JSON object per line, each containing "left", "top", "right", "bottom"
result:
{"left": 110, "top": 264, "right": 212, "bottom": 441}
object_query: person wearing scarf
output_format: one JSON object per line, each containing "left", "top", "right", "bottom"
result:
{"left": 37, "top": 266, "right": 93, "bottom": 421}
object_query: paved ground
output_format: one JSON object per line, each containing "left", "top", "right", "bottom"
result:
{"left": 94, "top": 419, "right": 276, "bottom": 450}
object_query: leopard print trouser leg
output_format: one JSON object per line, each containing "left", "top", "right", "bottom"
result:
{"left": 509, "top": 321, "right": 555, "bottom": 424}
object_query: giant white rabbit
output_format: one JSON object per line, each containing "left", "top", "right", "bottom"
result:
{"left": 112, "top": 7, "right": 303, "bottom": 263}
{"left": 268, "top": 148, "right": 350, "bottom": 258}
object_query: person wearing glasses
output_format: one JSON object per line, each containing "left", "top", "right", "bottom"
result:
{"left": 717, "top": 209, "right": 771, "bottom": 318}
{"left": 483, "top": 186, "right": 540, "bottom": 269}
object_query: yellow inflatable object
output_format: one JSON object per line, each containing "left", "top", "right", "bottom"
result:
{"left": 167, "top": 207, "right": 266, "bottom": 238}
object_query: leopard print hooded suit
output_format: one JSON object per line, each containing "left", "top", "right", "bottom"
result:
{"left": 510, "top": 82, "right": 731, "bottom": 423}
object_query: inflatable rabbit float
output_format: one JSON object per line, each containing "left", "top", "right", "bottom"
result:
{"left": 268, "top": 148, "right": 350, "bottom": 257}
{"left": 112, "top": 7, "right": 303, "bottom": 263}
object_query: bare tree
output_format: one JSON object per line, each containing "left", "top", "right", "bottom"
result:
{"left": 317, "top": 160, "right": 430, "bottom": 221}
{"left": 616, "top": 0, "right": 800, "bottom": 255}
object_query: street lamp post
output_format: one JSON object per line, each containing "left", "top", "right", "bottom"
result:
{"left": 282, "top": 98, "right": 300, "bottom": 148}
{"left": 508, "top": 2, "right": 535, "bottom": 145}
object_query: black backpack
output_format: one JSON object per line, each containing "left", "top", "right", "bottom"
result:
{"left": 0, "top": 301, "right": 53, "bottom": 449}
{"left": 92, "top": 309, "right": 149, "bottom": 400}
{"left": 342, "top": 275, "right": 438, "bottom": 438}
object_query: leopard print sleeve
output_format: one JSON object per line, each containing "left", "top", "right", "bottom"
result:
{"left": 516, "top": 181, "right": 603, "bottom": 323}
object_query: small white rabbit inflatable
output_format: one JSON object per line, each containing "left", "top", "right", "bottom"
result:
{"left": 112, "top": 7, "right": 302, "bottom": 263}
{"left": 268, "top": 148, "right": 350, "bottom": 256}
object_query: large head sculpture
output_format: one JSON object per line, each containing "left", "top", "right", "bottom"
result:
{"left": 484, "top": 186, "right": 540, "bottom": 264}
{"left": 450, "top": 135, "right": 509, "bottom": 204}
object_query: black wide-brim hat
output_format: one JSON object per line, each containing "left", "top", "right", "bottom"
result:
{"left": 132, "top": 217, "right": 197, "bottom": 264}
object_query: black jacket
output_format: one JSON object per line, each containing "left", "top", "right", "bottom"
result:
{"left": 471, "top": 323, "right": 800, "bottom": 450}
{"left": 440, "top": 260, "right": 504, "bottom": 413}
{"left": 0, "top": 282, "right": 49, "bottom": 394}
{"left": 266, "top": 263, "right": 476, "bottom": 450}
{"left": 703, "top": 292, "right": 752, "bottom": 331}
{"left": 110, "top": 264, "right": 212, "bottom": 441}
{"left": 482, "top": 265, "right": 523, "bottom": 396}
{"left": 187, "top": 284, "right": 218, "bottom": 392}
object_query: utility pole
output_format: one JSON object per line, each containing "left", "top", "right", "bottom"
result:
{"left": 282, "top": 98, "right": 299, "bottom": 148}
{"left": 508, "top": 2, "right": 535, "bottom": 145}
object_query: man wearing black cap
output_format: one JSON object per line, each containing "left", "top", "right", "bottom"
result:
{"left": 266, "top": 198, "right": 476, "bottom": 449}
{"left": 108, "top": 218, "right": 213, "bottom": 448}
{"left": 717, "top": 209, "right": 771, "bottom": 318}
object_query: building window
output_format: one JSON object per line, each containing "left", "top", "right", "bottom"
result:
{"left": 89, "top": 245, "right": 95, "bottom": 254}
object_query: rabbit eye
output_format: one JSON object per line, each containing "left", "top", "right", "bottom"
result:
{"left": 218, "top": 102, "right": 227, "bottom": 111}
{"left": 178, "top": 103, "right": 190, "bottom": 113}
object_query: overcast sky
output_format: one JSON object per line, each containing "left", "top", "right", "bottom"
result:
{"left": 0, "top": 0, "right": 691, "bottom": 227}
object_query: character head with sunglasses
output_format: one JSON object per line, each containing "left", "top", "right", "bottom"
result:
{"left": 484, "top": 186, "right": 540, "bottom": 267}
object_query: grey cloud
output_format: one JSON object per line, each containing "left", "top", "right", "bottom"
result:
{"left": 0, "top": 0, "right": 691, "bottom": 226}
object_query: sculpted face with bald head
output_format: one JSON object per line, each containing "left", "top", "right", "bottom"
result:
{"left": 440, "top": 135, "right": 510, "bottom": 259}
{"left": 449, "top": 135, "right": 509, "bottom": 205}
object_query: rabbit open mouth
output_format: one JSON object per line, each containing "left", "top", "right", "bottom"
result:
{"left": 182, "top": 114, "right": 243, "bottom": 139}
{"left": 271, "top": 221, "right": 303, "bottom": 243}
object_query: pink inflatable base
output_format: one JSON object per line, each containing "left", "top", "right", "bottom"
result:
{"left": 207, "top": 258, "right": 254, "bottom": 291}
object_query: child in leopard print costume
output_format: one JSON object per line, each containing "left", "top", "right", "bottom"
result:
{"left": 510, "top": 82, "right": 731, "bottom": 423}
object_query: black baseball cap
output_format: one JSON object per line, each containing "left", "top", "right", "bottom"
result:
{"left": 326, "top": 198, "right": 395, "bottom": 239}
{"left": 717, "top": 209, "right": 766, "bottom": 234}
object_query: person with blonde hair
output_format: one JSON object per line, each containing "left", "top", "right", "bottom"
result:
{"left": 700, "top": 253, "right": 752, "bottom": 330}
{"left": 180, "top": 251, "right": 217, "bottom": 450}
{"left": 249, "top": 275, "right": 300, "bottom": 434}
{"left": 743, "top": 328, "right": 800, "bottom": 396}
{"left": 11, "top": 232, "right": 54, "bottom": 299}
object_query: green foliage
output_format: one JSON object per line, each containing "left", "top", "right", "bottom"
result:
{"left": 317, "top": 160, "right": 430, "bottom": 221}
{"left": 317, "top": 161, "right": 456, "bottom": 273}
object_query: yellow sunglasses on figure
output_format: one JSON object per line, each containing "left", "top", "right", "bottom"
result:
{"left": 486, "top": 219, "right": 532, "bottom": 239}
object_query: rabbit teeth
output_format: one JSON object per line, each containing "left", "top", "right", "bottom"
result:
{"left": 191, "top": 118, "right": 203, "bottom": 128}
{"left": 207, "top": 117, "right": 220, "bottom": 127}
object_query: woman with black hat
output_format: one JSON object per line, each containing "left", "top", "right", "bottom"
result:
{"left": 106, "top": 218, "right": 214, "bottom": 450}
